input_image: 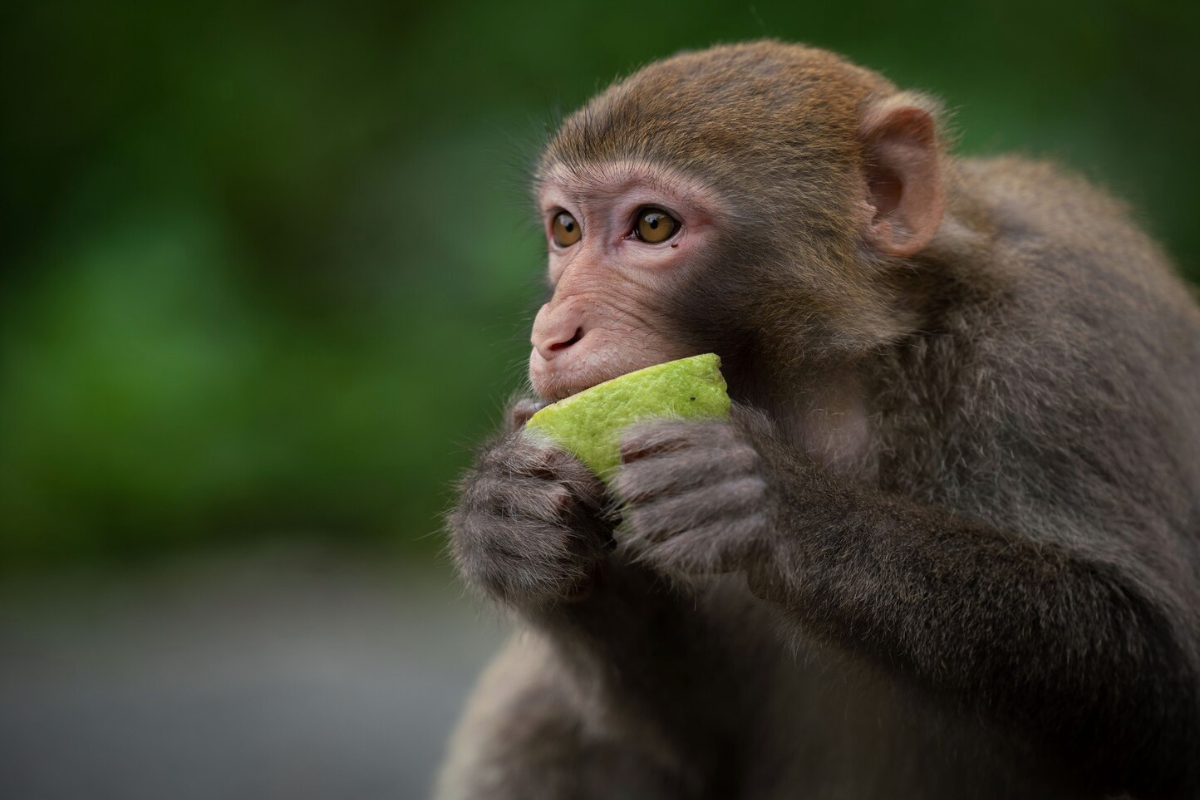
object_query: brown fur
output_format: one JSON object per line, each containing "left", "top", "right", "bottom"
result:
{"left": 439, "top": 41, "right": 1200, "bottom": 799}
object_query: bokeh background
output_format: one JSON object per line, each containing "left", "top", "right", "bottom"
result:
{"left": 2, "top": 1, "right": 1197, "bottom": 798}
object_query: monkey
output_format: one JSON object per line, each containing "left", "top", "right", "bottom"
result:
{"left": 435, "top": 40, "right": 1200, "bottom": 800}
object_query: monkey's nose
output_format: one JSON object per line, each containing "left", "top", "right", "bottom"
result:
{"left": 532, "top": 298, "right": 590, "bottom": 361}
{"left": 533, "top": 326, "right": 585, "bottom": 360}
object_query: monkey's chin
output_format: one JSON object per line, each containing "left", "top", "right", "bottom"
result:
{"left": 529, "top": 353, "right": 605, "bottom": 401}
{"left": 529, "top": 360, "right": 631, "bottom": 402}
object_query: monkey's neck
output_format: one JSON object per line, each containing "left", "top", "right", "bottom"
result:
{"left": 734, "top": 358, "right": 878, "bottom": 482}
{"left": 790, "top": 379, "right": 875, "bottom": 479}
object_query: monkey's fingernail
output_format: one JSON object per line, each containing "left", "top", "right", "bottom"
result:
{"left": 619, "top": 440, "right": 650, "bottom": 462}
{"left": 513, "top": 398, "right": 550, "bottom": 425}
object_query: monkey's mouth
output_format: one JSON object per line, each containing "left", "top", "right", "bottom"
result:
{"left": 532, "top": 372, "right": 608, "bottom": 403}
{"left": 537, "top": 372, "right": 638, "bottom": 402}
{"left": 534, "top": 355, "right": 707, "bottom": 403}
{"left": 532, "top": 346, "right": 704, "bottom": 403}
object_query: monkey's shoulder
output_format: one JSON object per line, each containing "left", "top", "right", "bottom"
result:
{"left": 959, "top": 155, "right": 1128, "bottom": 217}
{"left": 949, "top": 155, "right": 1199, "bottom": 366}
{"left": 956, "top": 155, "right": 1181, "bottom": 289}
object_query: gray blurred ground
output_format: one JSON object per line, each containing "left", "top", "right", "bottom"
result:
{"left": 0, "top": 547, "right": 509, "bottom": 800}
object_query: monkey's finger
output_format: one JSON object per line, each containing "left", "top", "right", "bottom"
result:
{"left": 451, "top": 509, "right": 602, "bottom": 607}
{"left": 478, "top": 440, "right": 612, "bottom": 521}
{"left": 620, "top": 419, "right": 736, "bottom": 463}
{"left": 514, "top": 479, "right": 583, "bottom": 522}
{"left": 532, "top": 447, "right": 610, "bottom": 511}
{"left": 505, "top": 439, "right": 595, "bottom": 481}
{"left": 487, "top": 435, "right": 593, "bottom": 485}
{"left": 626, "top": 512, "right": 769, "bottom": 577}
{"left": 466, "top": 473, "right": 555, "bottom": 517}
{"left": 509, "top": 397, "right": 549, "bottom": 429}
{"left": 623, "top": 477, "right": 768, "bottom": 543}
{"left": 463, "top": 469, "right": 595, "bottom": 524}
{"left": 613, "top": 443, "right": 762, "bottom": 503}
{"left": 477, "top": 434, "right": 551, "bottom": 475}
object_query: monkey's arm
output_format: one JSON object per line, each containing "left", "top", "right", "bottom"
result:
{"left": 615, "top": 411, "right": 1200, "bottom": 799}
{"left": 446, "top": 401, "right": 748, "bottom": 793}
{"left": 449, "top": 400, "right": 744, "bottom": 685}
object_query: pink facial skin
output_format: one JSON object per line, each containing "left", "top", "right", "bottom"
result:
{"left": 530, "top": 160, "right": 726, "bottom": 401}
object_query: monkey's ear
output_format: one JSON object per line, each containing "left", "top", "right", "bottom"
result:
{"left": 858, "top": 96, "right": 945, "bottom": 258}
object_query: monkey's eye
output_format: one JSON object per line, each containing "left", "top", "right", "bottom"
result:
{"left": 634, "top": 208, "right": 678, "bottom": 244}
{"left": 551, "top": 212, "right": 581, "bottom": 247}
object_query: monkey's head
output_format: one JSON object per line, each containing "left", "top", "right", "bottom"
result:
{"left": 529, "top": 40, "right": 947, "bottom": 403}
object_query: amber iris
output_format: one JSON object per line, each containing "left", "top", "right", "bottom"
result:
{"left": 636, "top": 208, "right": 678, "bottom": 243}
{"left": 552, "top": 212, "right": 581, "bottom": 247}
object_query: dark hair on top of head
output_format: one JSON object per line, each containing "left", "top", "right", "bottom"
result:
{"left": 538, "top": 40, "right": 921, "bottom": 190}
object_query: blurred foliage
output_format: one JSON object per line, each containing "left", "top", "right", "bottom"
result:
{"left": 1, "top": 0, "right": 1197, "bottom": 565}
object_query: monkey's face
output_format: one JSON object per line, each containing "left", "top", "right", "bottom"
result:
{"left": 529, "top": 44, "right": 947, "bottom": 402}
{"left": 529, "top": 160, "right": 727, "bottom": 401}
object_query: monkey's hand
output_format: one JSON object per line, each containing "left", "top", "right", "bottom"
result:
{"left": 448, "top": 401, "right": 614, "bottom": 614}
{"left": 613, "top": 407, "right": 778, "bottom": 583}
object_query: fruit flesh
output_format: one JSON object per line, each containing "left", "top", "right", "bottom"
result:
{"left": 525, "top": 353, "right": 731, "bottom": 478}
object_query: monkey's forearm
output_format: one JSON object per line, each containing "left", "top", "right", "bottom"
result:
{"left": 516, "top": 557, "right": 751, "bottom": 765}
{"left": 750, "top": 472, "right": 1199, "bottom": 795}
{"left": 547, "top": 560, "right": 712, "bottom": 680}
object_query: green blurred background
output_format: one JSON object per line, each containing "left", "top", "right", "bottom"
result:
{"left": 2, "top": 0, "right": 1198, "bottom": 565}
{"left": 2, "top": 3, "right": 1198, "bottom": 798}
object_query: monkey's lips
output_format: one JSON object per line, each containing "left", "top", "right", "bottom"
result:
{"left": 531, "top": 347, "right": 699, "bottom": 402}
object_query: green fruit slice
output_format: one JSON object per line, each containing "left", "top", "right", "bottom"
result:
{"left": 525, "top": 353, "right": 731, "bottom": 479}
